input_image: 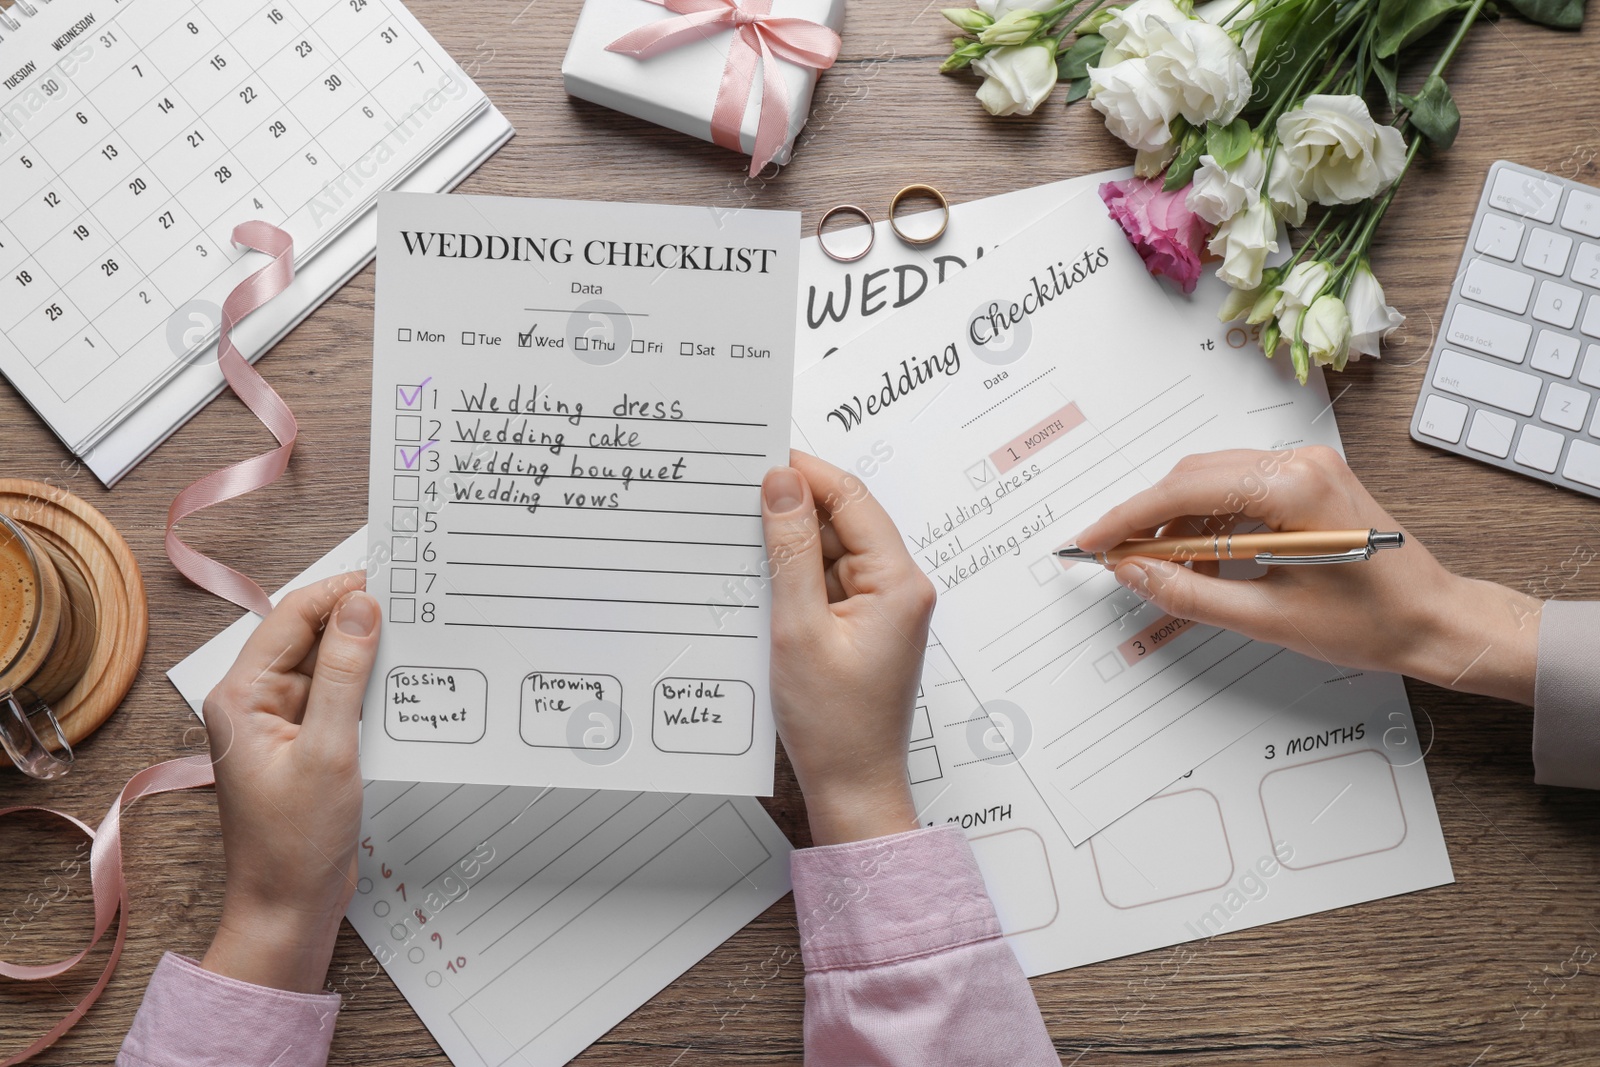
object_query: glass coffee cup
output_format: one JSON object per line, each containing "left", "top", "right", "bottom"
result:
{"left": 0, "top": 513, "right": 90, "bottom": 779}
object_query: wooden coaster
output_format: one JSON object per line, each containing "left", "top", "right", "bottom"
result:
{"left": 0, "top": 479, "right": 147, "bottom": 750}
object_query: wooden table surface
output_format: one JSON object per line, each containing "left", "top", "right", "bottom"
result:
{"left": 3, "top": 1, "right": 1598, "bottom": 1063}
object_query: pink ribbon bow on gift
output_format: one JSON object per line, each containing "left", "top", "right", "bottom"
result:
{"left": 606, "top": 0, "right": 841, "bottom": 177}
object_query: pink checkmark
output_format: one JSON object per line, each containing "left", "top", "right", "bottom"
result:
{"left": 397, "top": 377, "right": 433, "bottom": 408}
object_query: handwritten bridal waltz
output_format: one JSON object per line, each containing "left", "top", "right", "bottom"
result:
{"left": 361, "top": 192, "right": 798, "bottom": 793}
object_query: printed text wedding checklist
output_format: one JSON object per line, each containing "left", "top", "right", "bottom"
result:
{"left": 363, "top": 192, "right": 798, "bottom": 793}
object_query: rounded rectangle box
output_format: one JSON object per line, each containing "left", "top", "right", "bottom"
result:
{"left": 519, "top": 671, "right": 624, "bottom": 750}
{"left": 384, "top": 666, "right": 487, "bottom": 744}
{"left": 651, "top": 677, "right": 754, "bottom": 755}
{"left": 1259, "top": 749, "right": 1407, "bottom": 869}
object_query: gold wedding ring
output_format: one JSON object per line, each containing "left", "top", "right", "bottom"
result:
{"left": 889, "top": 184, "right": 949, "bottom": 246}
{"left": 817, "top": 204, "right": 875, "bottom": 263}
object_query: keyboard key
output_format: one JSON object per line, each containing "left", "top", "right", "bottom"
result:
{"left": 1523, "top": 228, "right": 1573, "bottom": 275}
{"left": 1579, "top": 344, "right": 1600, "bottom": 388}
{"left": 1461, "top": 259, "right": 1533, "bottom": 313}
{"left": 1533, "top": 280, "right": 1583, "bottom": 329}
{"left": 1531, "top": 329, "right": 1582, "bottom": 376}
{"left": 1475, "top": 213, "right": 1524, "bottom": 261}
{"left": 1490, "top": 168, "right": 1561, "bottom": 224}
{"left": 1447, "top": 303, "right": 1532, "bottom": 362}
{"left": 1466, "top": 409, "right": 1517, "bottom": 457}
{"left": 1515, "top": 423, "right": 1565, "bottom": 473}
{"left": 1434, "top": 349, "right": 1542, "bottom": 416}
{"left": 1541, "top": 381, "right": 1590, "bottom": 431}
{"left": 1417, "top": 394, "right": 1468, "bottom": 443}
{"left": 1562, "top": 188, "right": 1600, "bottom": 239}
{"left": 1575, "top": 242, "right": 1600, "bottom": 289}
{"left": 1564, "top": 438, "right": 1600, "bottom": 489}
{"left": 1583, "top": 295, "right": 1600, "bottom": 339}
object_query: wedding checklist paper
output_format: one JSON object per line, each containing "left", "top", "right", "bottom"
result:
{"left": 791, "top": 187, "right": 1402, "bottom": 844}
{"left": 363, "top": 192, "right": 797, "bottom": 794}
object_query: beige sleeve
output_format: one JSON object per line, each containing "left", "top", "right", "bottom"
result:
{"left": 1532, "top": 600, "right": 1600, "bottom": 790}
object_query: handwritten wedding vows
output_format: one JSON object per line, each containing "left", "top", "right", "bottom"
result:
{"left": 362, "top": 192, "right": 798, "bottom": 793}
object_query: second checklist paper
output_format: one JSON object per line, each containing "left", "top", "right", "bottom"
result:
{"left": 362, "top": 191, "right": 799, "bottom": 793}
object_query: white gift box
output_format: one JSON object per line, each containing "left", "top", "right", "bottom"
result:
{"left": 561, "top": 0, "right": 846, "bottom": 171}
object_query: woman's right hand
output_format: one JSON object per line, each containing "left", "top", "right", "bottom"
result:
{"left": 1073, "top": 446, "right": 1541, "bottom": 704}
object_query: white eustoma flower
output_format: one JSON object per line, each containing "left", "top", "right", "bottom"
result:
{"left": 1345, "top": 262, "right": 1405, "bottom": 358}
{"left": 1147, "top": 18, "right": 1251, "bottom": 127}
{"left": 1089, "top": 59, "right": 1182, "bottom": 152}
{"left": 1266, "top": 149, "right": 1307, "bottom": 225}
{"left": 1302, "top": 294, "right": 1352, "bottom": 368}
{"left": 973, "top": 42, "right": 1058, "bottom": 116}
{"left": 1098, "top": 0, "right": 1191, "bottom": 65}
{"left": 1275, "top": 94, "right": 1407, "bottom": 207}
{"left": 1207, "top": 198, "right": 1278, "bottom": 290}
{"left": 1276, "top": 259, "right": 1331, "bottom": 312}
{"left": 1187, "top": 147, "right": 1265, "bottom": 224}
{"left": 976, "top": 0, "right": 1055, "bottom": 18}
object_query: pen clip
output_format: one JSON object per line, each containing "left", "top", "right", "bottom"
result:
{"left": 1254, "top": 547, "right": 1373, "bottom": 566}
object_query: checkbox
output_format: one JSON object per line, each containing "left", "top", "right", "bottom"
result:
{"left": 391, "top": 536, "right": 417, "bottom": 562}
{"left": 461, "top": 331, "right": 475, "bottom": 346}
{"left": 518, "top": 329, "right": 533, "bottom": 348}
{"left": 396, "top": 383, "right": 426, "bottom": 409}
{"left": 393, "top": 475, "right": 419, "bottom": 501}
{"left": 679, "top": 341, "right": 695, "bottom": 356}
{"left": 390, "top": 567, "right": 417, "bottom": 594}
{"left": 392, "top": 506, "right": 419, "bottom": 533}
{"left": 1028, "top": 555, "right": 1059, "bottom": 585}
{"left": 966, "top": 460, "right": 992, "bottom": 488}
{"left": 394, "top": 445, "right": 425, "bottom": 471}
{"left": 389, "top": 597, "right": 417, "bottom": 623}
{"left": 574, "top": 336, "right": 590, "bottom": 351}
{"left": 731, "top": 344, "right": 745, "bottom": 358}
{"left": 397, "top": 328, "right": 412, "bottom": 342}
{"left": 1094, "top": 652, "right": 1125, "bottom": 682}
{"left": 395, "top": 415, "right": 422, "bottom": 442}
{"left": 630, "top": 339, "right": 645, "bottom": 353}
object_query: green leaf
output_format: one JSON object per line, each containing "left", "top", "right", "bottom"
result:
{"left": 1373, "top": 53, "right": 1400, "bottom": 112}
{"left": 1163, "top": 130, "right": 1207, "bottom": 191}
{"left": 1056, "top": 33, "right": 1106, "bottom": 80}
{"left": 1065, "top": 75, "right": 1091, "bottom": 103}
{"left": 1504, "top": 0, "right": 1584, "bottom": 27}
{"left": 1248, "top": 0, "right": 1337, "bottom": 113}
{"left": 1399, "top": 73, "right": 1460, "bottom": 148}
{"left": 1205, "top": 119, "right": 1253, "bottom": 170}
{"left": 1375, "top": 0, "right": 1472, "bottom": 57}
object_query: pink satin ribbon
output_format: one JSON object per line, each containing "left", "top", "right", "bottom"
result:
{"left": 606, "top": 0, "right": 841, "bottom": 177}
{"left": 165, "top": 221, "right": 299, "bottom": 617}
{"left": 0, "top": 755, "right": 215, "bottom": 1066}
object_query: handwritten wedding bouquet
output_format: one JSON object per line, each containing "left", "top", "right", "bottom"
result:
{"left": 939, "top": 0, "right": 1584, "bottom": 382}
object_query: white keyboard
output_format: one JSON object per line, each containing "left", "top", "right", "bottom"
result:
{"left": 1410, "top": 160, "right": 1600, "bottom": 498}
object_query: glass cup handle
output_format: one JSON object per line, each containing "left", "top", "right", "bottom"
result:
{"left": 0, "top": 686, "right": 75, "bottom": 780}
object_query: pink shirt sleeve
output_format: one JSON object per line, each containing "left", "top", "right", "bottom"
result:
{"left": 117, "top": 953, "right": 341, "bottom": 1067}
{"left": 1533, "top": 599, "right": 1600, "bottom": 789}
{"left": 792, "top": 825, "right": 1058, "bottom": 1067}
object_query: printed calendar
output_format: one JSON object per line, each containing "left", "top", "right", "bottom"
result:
{"left": 0, "top": 0, "right": 496, "bottom": 465}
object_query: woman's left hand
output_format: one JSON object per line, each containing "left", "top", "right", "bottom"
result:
{"left": 200, "top": 574, "right": 381, "bottom": 993}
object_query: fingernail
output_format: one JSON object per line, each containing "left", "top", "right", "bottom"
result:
{"left": 336, "top": 592, "right": 379, "bottom": 636}
{"left": 1115, "top": 560, "right": 1151, "bottom": 599}
{"left": 763, "top": 467, "right": 805, "bottom": 514}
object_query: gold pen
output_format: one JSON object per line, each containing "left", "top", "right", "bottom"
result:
{"left": 1056, "top": 528, "right": 1405, "bottom": 567}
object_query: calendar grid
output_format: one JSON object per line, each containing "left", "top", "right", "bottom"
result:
{"left": 0, "top": 0, "right": 491, "bottom": 453}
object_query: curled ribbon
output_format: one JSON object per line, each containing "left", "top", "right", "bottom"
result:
{"left": 606, "top": 0, "right": 841, "bottom": 177}
{"left": 0, "top": 756, "right": 215, "bottom": 1066}
{"left": 165, "top": 221, "right": 299, "bottom": 617}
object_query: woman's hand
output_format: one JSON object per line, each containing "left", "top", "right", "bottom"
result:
{"left": 761, "top": 452, "right": 935, "bottom": 846}
{"left": 200, "top": 574, "right": 381, "bottom": 993}
{"left": 1074, "top": 446, "right": 1539, "bottom": 704}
